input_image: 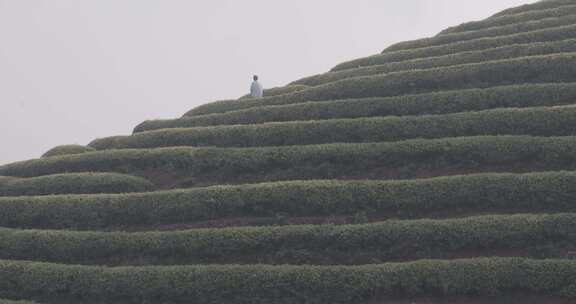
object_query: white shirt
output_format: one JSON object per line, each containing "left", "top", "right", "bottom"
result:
{"left": 250, "top": 80, "right": 264, "bottom": 98}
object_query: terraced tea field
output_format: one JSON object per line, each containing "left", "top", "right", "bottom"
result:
{"left": 2, "top": 0, "right": 576, "bottom": 303}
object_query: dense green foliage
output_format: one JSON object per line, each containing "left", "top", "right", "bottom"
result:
{"left": 94, "top": 105, "right": 576, "bottom": 150}
{"left": 6, "top": 135, "right": 576, "bottom": 184}
{"left": 41, "top": 145, "right": 95, "bottom": 158}
{"left": 188, "top": 53, "right": 576, "bottom": 115}
{"left": 0, "top": 300, "right": 37, "bottom": 304}
{"left": 0, "top": 173, "right": 154, "bottom": 197}
{"left": 239, "top": 85, "right": 309, "bottom": 99}
{"left": 0, "top": 177, "right": 18, "bottom": 187}
{"left": 0, "top": 214, "right": 573, "bottom": 265}
{"left": 153, "top": 83, "right": 576, "bottom": 130}
{"left": 0, "top": 171, "right": 575, "bottom": 229}
{"left": 440, "top": 2, "right": 576, "bottom": 35}
{"left": 333, "top": 24, "right": 576, "bottom": 71}
{"left": 386, "top": 13, "right": 576, "bottom": 52}
{"left": 491, "top": 0, "right": 576, "bottom": 18}
{"left": 295, "top": 39, "right": 576, "bottom": 86}
{"left": 0, "top": 258, "right": 575, "bottom": 303}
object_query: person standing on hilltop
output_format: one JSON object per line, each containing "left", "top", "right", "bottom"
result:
{"left": 250, "top": 75, "right": 264, "bottom": 98}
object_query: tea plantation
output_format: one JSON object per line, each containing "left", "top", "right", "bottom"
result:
{"left": 2, "top": 0, "right": 576, "bottom": 303}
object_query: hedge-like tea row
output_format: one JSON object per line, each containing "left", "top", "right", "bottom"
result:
{"left": 0, "top": 171, "right": 575, "bottom": 230}
{"left": 95, "top": 106, "right": 576, "bottom": 150}
{"left": 42, "top": 145, "right": 95, "bottom": 158}
{"left": 187, "top": 53, "right": 576, "bottom": 116}
{"left": 0, "top": 213, "right": 574, "bottom": 265}
{"left": 491, "top": 0, "right": 576, "bottom": 18}
{"left": 439, "top": 3, "right": 576, "bottom": 35}
{"left": 3, "top": 135, "right": 576, "bottom": 182}
{"left": 0, "top": 258, "right": 574, "bottom": 303}
{"left": 0, "top": 177, "right": 17, "bottom": 187}
{"left": 158, "top": 83, "right": 576, "bottom": 130}
{"left": 295, "top": 38, "right": 576, "bottom": 86}
{"left": 332, "top": 24, "right": 576, "bottom": 71}
{"left": 239, "top": 85, "right": 309, "bottom": 99}
{"left": 0, "top": 173, "right": 154, "bottom": 197}
{"left": 385, "top": 12, "right": 576, "bottom": 52}
{"left": 0, "top": 300, "right": 37, "bottom": 304}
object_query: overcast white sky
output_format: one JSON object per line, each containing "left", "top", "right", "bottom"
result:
{"left": 0, "top": 0, "right": 538, "bottom": 165}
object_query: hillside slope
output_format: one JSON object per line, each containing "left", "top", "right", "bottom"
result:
{"left": 2, "top": 1, "right": 576, "bottom": 303}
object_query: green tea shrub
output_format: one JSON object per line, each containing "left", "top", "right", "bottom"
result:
{"left": 0, "top": 177, "right": 18, "bottom": 187}
{"left": 0, "top": 173, "right": 154, "bottom": 196}
{"left": 0, "top": 258, "right": 574, "bottom": 303}
{"left": 42, "top": 145, "right": 95, "bottom": 158}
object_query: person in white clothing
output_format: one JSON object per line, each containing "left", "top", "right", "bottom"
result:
{"left": 250, "top": 75, "right": 264, "bottom": 98}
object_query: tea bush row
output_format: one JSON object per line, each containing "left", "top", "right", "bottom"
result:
{"left": 42, "top": 145, "right": 95, "bottom": 158}
{"left": 0, "top": 213, "right": 573, "bottom": 265}
{"left": 238, "top": 85, "right": 309, "bottom": 99}
{"left": 0, "top": 171, "right": 575, "bottom": 229}
{"left": 0, "top": 258, "right": 575, "bottom": 303}
{"left": 0, "top": 177, "right": 18, "bottom": 187}
{"left": 0, "top": 173, "right": 154, "bottom": 197}
{"left": 0, "top": 300, "right": 37, "bottom": 304}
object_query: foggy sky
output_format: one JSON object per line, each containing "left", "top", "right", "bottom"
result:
{"left": 0, "top": 0, "right": 538, "bottom": 165}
